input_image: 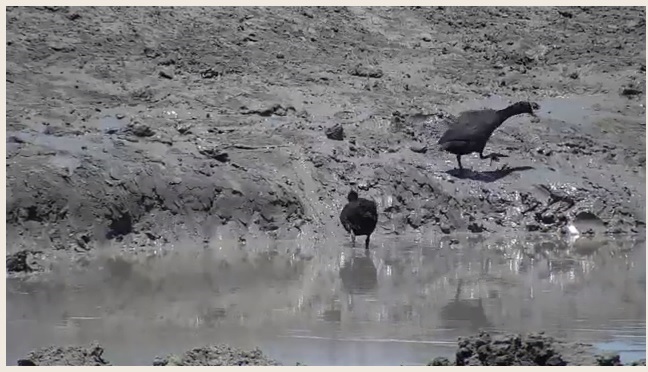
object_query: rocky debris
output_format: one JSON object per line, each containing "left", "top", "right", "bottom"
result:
{"left": 158, "top": 67, "right": 174, "bottom": 79}
{"left": 427, "top": 357, "right": 452, "bottom": 366}
{"left": 7, "top": 250, "right": 42, "bottom": 273}
{"left": 409, "top": 143, "right": 428, "bottom": 153}
{"left": 18, "top": 343, "right": 110, "bottom": 366}
{"left": 325, "top": 124, "right": 344, "bottom": 141}
{"left": 596, "top": 353, "right": 624, "bottom": 366}
{"left": 348, "top": 63, "right": 384, "bottom": 78}
{"left": 424, "top": 331, "right": 648, "bottom": 366}
{"left": 153, "top": 345, "right": 281, "bottom": 366}
{"left": 197, "top": 145, "right": 230, "bottom": 162}
{"left": 241, "top": 103, "right": 296, "bottom": 117}
{"left": 621, "top": 87, "right": 643, "bottom": 97}
{"left": 126, "top": 122, "right": 155, "bottom": 137}
{"left": 455, "top": 332, "right": 568, "bottom": 366}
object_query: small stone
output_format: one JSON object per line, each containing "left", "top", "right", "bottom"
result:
{"left": 421, "top": 33, "right": 432, "bottom": 42}
{"left": 158, "top": 68, "right": 174, "bottom": 79}
{"left": 348, "top": 63, "right": 383, "bottom": 78}
{"left": 276, "top": 53, "right": 285, "bottom": 59}
{"left": 468, "top": 222, "right": 485, "bottom": 233}
{"left": 410, "top": 144, "right": 428, "bottom": 153}
{"left": 427, "top": 357, "right": 452, "bottom": 366}
{"left": 558, "top": 10, "right": 573, "bottom": 18}
{"left": 198, "top": 145, "right": 229, "bottom": 162}
{"left": 175, "top": 122, "right": 192, "bottom": 134}
{"left": 325, "top": 124, "right": 344, "bottom": 141}
{"left": 129, "top": 123, "right": 155, "bottom": 137}
{"left": 596, "top": 353, "right": 623, "bottom": 366}
{"left": 621, "top": 87, "right": 642, "bottom": 97}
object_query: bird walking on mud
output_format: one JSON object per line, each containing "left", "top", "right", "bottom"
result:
{"left": 339, "top": 190, "right": 378, "bottom": 249}
{"left": 437, "top": 101, "right": 540, "bottom": 173}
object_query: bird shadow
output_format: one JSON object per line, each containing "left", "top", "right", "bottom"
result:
{"left": 446, "top": 165, "right": 535, "bottom": 182}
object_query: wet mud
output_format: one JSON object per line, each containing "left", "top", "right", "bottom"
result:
{"left": 5, "top": 5, "right": 646, "bottom": 366}
{"left": 13, "top": 333, "right": 647, "bottom": 366}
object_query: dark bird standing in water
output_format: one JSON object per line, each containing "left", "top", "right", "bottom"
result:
{"left": 339, "top": 190, "right": 378, "bottom": 249}
{"left": 437, "top": 101, "right": 539, "bottom": 172}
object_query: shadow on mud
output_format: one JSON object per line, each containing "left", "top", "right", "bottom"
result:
{"left": 446, "top": 165, "right": 535, "bottom": 182}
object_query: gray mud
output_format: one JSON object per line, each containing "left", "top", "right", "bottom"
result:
{"left": 5, "top": 5, "right": 647, "bottom": 367}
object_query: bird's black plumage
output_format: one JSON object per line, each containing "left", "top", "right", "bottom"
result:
{"left": 437, "top": 101, "right": 539, "bottom": 171}
{"left": 339, "top": 190, "right": 378, "bottom": 249}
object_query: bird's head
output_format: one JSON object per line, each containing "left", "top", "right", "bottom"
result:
{"left": 516, "top": 101, "right": 540, "bottom": 116}
{"left": 347, "top": 190, "right": 359, "bottom": 202}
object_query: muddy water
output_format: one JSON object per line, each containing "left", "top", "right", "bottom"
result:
{"left": 6, "top": 234, "right": 646, "bottom": 365}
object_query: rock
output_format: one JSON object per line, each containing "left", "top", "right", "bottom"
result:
{"left": 22, "top": 343, "right": 110, "bottom": 366}
{"left": 200, "top": 68, "right": 219, "bottom": 79}
{"left": 410, "top": 144, "right": 428, "bottom": 153}
{"left": 621, "top": 87, "right": 642, "bottom": 97}
{"left": 175, "top": 122, "right": 193, "bottom": 134}
{"left": 17, "top": 359, "right": 37, "bottom": 366}
{"left": 453, "top": 331, "right": 575, "bottom": 366}
{"left": 348, "top": 63, "right": 383, "bottom": 78}
{"left": 427, "top": 357, "right": 452, "bottom": 366}
{"left": 154, "top": 345, "right": 281, "bottom": 366}
{"left": 631, "top": 359, "right": 646, "bottom": 366}
{"left": 421, "top": 33, "right": 432, "bottom": 42}
{"left": 558, "top": 10, "right": 573, "bottom": 18}
{"left": 468, "top": 222, "right": 485, "bottom": 233}
{"left": 325, "top": 124, "right": 344, "bottom": 141}
{"left": 128, "top": 122, "right": 155, "bottom": 137}
{"left": 158, "top": 67, "right": 174, "bottom": 79}
{"left": 596, "top": 353, "right": 623, "bottom": 366}
{"left": 197, "top": 145, "right": 229, "bottom": 162}
{"left": 7, "top": 250, "right": 40, "bottom": 273}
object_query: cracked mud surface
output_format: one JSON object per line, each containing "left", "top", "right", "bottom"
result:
{"left": 5, "top": 5, "right": 646, "bottom": 366}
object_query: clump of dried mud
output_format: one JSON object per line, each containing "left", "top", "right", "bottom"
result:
{"left": 152, "top": 345, "right": 281, "bottom": 366}
{"left": 14, "top": 332, "right": 645, "bottom": 366}
{"left": 17, "top": 343, "right": 110, "bottom": 366}
{"left": 426, "top": 331, "right": 645, "bottom": 366}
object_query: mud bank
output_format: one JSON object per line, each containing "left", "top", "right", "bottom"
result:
{"left": 13, "top": 332, "right": 646, "bottom": 366}
{"left": 5, "top": 6, "right": 646, "bottom": 270}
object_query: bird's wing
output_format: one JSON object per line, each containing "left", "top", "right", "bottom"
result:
{"left": 438, "top": 110, "right": 497, "bottom": 143}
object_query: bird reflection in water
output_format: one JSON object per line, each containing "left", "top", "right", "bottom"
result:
{"left": 440, "top": 278, "right": 491, "bottom": 331}
{"left": 339, "top": 249, "right": 378, "bottom": 295}
{"left": 321, "top": 249, "right": 379, "bottom": 322}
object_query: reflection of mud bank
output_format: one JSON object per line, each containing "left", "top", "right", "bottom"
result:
{"left": 7, "top": 235, "right": 645, "bottom": 366}
{"left": 14, "top": 333, "right": 646, "bottom": 366}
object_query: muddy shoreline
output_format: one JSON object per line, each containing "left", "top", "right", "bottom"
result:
{"left": 13, "top": 332, "right": 647, "bottom": 366}
{"left": 6, "top": 6, "right": 646, "bottom": 367}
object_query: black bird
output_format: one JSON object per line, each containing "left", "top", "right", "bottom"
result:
{"left": 339, "top": 190, "right": 378, "bottom": 249}
{"left": 437, "top": 101, "right": 539, "bottom": 172}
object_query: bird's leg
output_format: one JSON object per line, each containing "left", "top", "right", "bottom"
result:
{"left": 456, "top": 155, "right": 463, "bottom": 171}
{"left": 351, "top": 232, "right": 356, "bottom": 247}
{"left": 480, "top": 151, "right": 508, "bottom": 166}
{"left": 365, "top": 235, "right": 370, "bottom": 250}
